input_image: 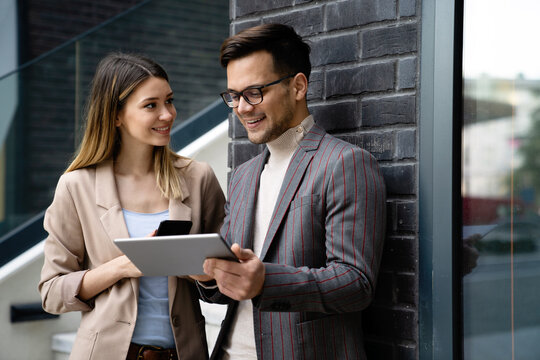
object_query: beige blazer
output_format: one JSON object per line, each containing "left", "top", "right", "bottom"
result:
{"left": 39, "top": 158, "right": 225, "bottom": 360}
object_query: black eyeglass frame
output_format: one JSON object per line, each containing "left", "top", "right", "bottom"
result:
{"left": 220, "top": 74, "right": 296, "bottom": 108}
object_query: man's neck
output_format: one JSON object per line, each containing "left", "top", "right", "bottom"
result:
{"left": 266, "top": 115, "right": 314, "bottom": 161}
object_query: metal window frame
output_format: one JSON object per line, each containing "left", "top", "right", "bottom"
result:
{"left": 419, "top": 0, "right": 462, "bottom": 358}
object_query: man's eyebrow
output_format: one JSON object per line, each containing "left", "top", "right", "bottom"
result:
{"left": 227, "top": 84, "right": 263, "bottom": 92}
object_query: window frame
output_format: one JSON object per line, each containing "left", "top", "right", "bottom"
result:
{"left": 418, "top": 0, "right": 464, "bottom": 358}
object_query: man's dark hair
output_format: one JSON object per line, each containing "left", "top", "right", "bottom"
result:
{"left": 220, "top": 23, "right": 311, "bottom": 80}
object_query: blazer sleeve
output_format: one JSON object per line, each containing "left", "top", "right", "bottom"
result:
{"left": 257, "top": 147, "right": 386, "bottom": 313}
{"left": 38, "top": 174, "right": 93, "bottom": 314}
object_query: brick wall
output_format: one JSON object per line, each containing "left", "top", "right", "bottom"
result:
{"left": 18, "top": 0, "right": 142, "bottom": 62}
{"left": 227, "top": 1, "right": 420, "bottom": 359}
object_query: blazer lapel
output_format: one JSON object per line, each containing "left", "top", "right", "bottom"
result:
{"left": 237, "top": 150, "right": 268, "bottom": 250}
{"left": 95, "top": 160, "right": 140, "bottom": 299}
{"left": 259, "top": 125, "right": 325, "bottom": 260}
{"left": 168, "top": 164, "right": 192, "bottom": 223}
{"left": 96, "top": 160, "right": 130, "bottom": 242}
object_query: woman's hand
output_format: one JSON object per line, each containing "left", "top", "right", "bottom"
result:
{"left": 78, "top": 254, "right": 143, "bottom": 301}
{"left": 113, "top": 255, "right": 143, "bottom": 279}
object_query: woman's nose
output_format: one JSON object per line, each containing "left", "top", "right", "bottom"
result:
{"left": 160, "top": 106, "right": 175, "bottom": 121}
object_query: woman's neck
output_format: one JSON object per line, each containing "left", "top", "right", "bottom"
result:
{"left": 114, "top": 146, "right": 154, "bottom": 176}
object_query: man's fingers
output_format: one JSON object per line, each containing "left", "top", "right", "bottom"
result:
{"left": 211, "top": 266, "right": 251, "bottom": 301}
{"left": 205, "top": 244, "right": 264, "bottom": 301}
{"left": 231, "top": 243, "right": 256, "bottom": 261}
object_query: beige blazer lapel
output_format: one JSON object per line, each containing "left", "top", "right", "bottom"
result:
{"left": 168, "top": 168, "right": 192, "bottom": 222}
{"left": 94, "top": 160, "right": 139, "bottom": 297}
{"left": 96, "top": 160, "right": 130, "bottom": 242}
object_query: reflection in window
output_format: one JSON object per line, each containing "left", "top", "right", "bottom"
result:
{"left": 462, "top": 1, "right": 540, "bottom": 359}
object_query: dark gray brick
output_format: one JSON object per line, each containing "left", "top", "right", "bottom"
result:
{"left": 398, "top": 57, "right": 417, "bottom": 89}
{"left": 380, "top": 236, "right": 417, "bottom": 273}
{"left": 362, "top": 95, "right": 416, "bottom": 126}
{"left": 326, "top": 62, "right": 395, "bottom": 97}
{"left": 339, "top": 132, "right": 394, "bottom": 161}
{"left": 228, "top": 113, "right": 247, "bottom": 140}
{"left": 364, "top": 340, "right": 395, "bottom": 360}
{"left": 381, "top": 164, "right": 415, "bottom": 195}
{"left": 310, "top": 34, "right": 358, "bottom": 67}
{"left": 227, "top": 142, "right": 233, "bottom": 169}
{"left": 362, "top": 23, "right": 418, "bottom": 59}
{"left": 397, "top": 129, "right": 416, "bottom": 159}
{"left": 230, "top": 141, "right": 264, "bottom": 168}
{"left": 396, "top": 273, "right": 417, "bottom": 305}
{"left": 310, "top": 101, "right": 358, "bottom": 131}
{"left": 232, "top": 19, "right": 263, "bottom": 34}
{"left": 327, "top": 0, "right": 397, "bottom": 30}
{"left": 397, "top": 344, "right": 417, "bottom": 360}
{"left": 399, "top": 0, "right": 417, "bottom": 17}
{"left": 363, "top": 305, "right": 417, "bottom": 341}
{"left": 235, "top": 0, "right": 293, "bottom": 17}
{"left": 396, "top": 201, "right": 417, "bottom": 232}
{"left": 264, "top": 7, "right": 324, "bottom": 37}
{"left": 306, "top": 70, "right": 323, "bottom": 100}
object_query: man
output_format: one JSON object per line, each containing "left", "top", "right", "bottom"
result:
{"left": 197, "top": 23, "right": 386, "bottom": 360}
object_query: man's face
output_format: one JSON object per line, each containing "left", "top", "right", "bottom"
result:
{"left": 226, "top": 51, "right": 297, "bottom": 144}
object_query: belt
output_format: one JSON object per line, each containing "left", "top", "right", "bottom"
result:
{"left": 126, "top": 342, "right": 178, "bottom": 360}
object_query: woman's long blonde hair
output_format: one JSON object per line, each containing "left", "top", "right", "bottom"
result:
{"left": 66, "top": 52, "right": 185, "bottom": 199}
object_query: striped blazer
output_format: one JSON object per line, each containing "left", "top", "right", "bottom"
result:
{"left": 207, "top": 123, "right": 386, "bottom": 360}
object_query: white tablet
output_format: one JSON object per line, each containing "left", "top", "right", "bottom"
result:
{"left": 114, "top": 233, "right": 237, "bottom": 276}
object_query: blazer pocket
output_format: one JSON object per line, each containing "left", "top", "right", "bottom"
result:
{"left": 296, "top": 314, "right": 365, "bottom": 360}
{"left": 295, "top": 316, "right": 328, "bottom": 360}
{"left": 69, "top": 326, "right": 97, "bottom": 360}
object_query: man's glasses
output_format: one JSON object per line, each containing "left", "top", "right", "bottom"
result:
{"left": 220, "top": 74, "right": 295, "bottom": 108}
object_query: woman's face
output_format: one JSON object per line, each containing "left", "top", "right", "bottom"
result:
{"left": 116, "top": 76, "right": 176, "bottom": 150}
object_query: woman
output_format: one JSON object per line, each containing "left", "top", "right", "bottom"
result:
{"left": 38, "top": 52, "right": 225, "bottom": 360}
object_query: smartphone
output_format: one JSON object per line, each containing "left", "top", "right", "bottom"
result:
{"left": 156, "top": 220, "right": 192, "bottom": 236}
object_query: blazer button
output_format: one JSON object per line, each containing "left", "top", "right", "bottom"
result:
{"left": 172, "top": 316, "right": 180, "bottom": 327}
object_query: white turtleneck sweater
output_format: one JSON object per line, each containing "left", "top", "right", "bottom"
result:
{"left": 222, "top": 115, "right": 315, "bottom": 359}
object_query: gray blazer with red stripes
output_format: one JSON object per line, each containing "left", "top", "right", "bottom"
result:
{"left": 207, "top": 123, "right": 386, "bottom": 360}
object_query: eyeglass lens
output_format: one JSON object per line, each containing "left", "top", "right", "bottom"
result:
{"left": 221, "top": 74, "right": 295, "bottom": 108}
{"left": 222, "top": 88, "right": 262, "bottom": 107}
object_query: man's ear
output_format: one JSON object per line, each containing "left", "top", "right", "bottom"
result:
{"left": 292, "top": 73, "right": 308, "bottom": 101}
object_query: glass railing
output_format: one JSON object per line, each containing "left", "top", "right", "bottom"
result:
{"left": 0, "top": 0, "right": 229, "bottom": 266}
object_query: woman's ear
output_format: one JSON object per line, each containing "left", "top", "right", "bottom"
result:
{"left": 292, "top": 73, "right": 308, "bottom": 101}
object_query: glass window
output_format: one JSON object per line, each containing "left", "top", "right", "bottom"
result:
{"left": 462, "top": 1, "right": 540, "bottom": 359}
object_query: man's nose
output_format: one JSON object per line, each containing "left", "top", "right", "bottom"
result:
{"left": 236, "top": 96, "right": 254, "bottom": 114}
